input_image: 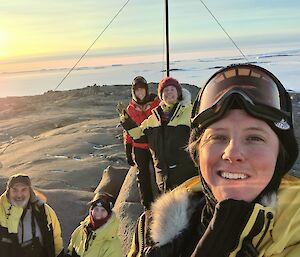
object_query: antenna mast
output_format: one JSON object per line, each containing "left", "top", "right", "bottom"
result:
{"left": 165, "top": 0, "right": 170, "bottom": 76}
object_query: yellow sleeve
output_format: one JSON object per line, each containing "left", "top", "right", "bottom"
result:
{"left": 269, "top": 244, "right": 300, "bottom": 257}
{"left": 101, "top": 239, "right": 123, "bottom": 257}
{"left": 45, "top": 204, "right": 64, "bottom": 256}
{"left": 67, "top": 225, "right": 81, "bottom": 255}
{"left": 128, "top": 113, "right": 161, "bottom": 140}
{"left": 128, "top": 126, "right": 144, "bottom": 140}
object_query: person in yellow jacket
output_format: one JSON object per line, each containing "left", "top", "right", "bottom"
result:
{"left": 0, "top": 173, "right": 64, "bottom": 257}
{"left": 67, "top": 192, "right": 122, "bottom": 257}
{"left": 128, "top": 64, "right": 300, "bottom": 257}
{"left": 118, "top": 77, "right": 197, "bottom": 194}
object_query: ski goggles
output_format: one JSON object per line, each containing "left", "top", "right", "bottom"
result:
{"left": 191, "top": 64, "right": 292, "bottom": 128}
{"left": 92, "top": 199, "right": 113, "bottom": 211}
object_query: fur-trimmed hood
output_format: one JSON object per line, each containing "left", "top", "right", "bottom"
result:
{"left": 150, "top": 187, "right": 195, "bottom": 246}
{"left": 128, "top": 178, "right": 300, "bottom": 257}
{"left": 179, "top": 88, "right": 191, "bottom": 105}
{"left": 149, "top": 177, "right": 281, "bottom": 247}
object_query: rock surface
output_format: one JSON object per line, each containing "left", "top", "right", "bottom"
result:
{"left": 0, "top": 84, "right": 299, "bottom": 256}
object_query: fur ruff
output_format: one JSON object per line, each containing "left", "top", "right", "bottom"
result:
{"left": 150, "top": 188, "right": 193, "bottom": 246}
{"left": 149, "top": 186, "right": 278, "bottom": 247}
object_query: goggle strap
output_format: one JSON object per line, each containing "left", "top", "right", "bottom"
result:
{"left": 192, "top": 94, "right": 291, "bottom": 129}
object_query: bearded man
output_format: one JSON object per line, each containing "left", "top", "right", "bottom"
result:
{"left": 0, "top": 174, "right": 64, "bottom": 257}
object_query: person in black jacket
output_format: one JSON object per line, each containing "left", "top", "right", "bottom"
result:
{"left": 127, "top": 64, "right": 299, "bottom": 257}
{"left": 124, "top": 76, "right": 160, "bottom": 209}
{"left": 118, "top": 77, "right": 197, "bottom": 194}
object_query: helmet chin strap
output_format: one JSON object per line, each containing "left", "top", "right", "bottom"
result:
{"left": 198, "top": 171, "right": 217, "bottom": 211}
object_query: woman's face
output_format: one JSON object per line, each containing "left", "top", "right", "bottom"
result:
{"left": 91, "top": 206, "right": 109, "bottom": 220}
{"left": 135, "top": 87, "right": 146, "bottom": 101}
{"left": 198, "top": 109, "right": 279, "bottom": 202}
{"left": 162, "top": 85, "right": 178, "bottom": 105}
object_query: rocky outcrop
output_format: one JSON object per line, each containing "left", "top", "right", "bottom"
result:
{"left": 114, "top": 166, "right": 144, "bottom": 255}
{"left": 94, "top": 165, "right": 128, "bottom": 199}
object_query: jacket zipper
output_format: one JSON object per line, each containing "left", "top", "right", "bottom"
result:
{"left": 256, "top": 211, "right": 274, "bottom": 249}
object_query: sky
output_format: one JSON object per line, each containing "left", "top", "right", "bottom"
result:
{"left": 1, "top": 0, "right": 300, "bottom": 74}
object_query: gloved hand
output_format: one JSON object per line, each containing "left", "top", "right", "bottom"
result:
{"left": 191, "top": 199, "right": 268, "bottom": 257}
{"left": 116, "top": 102, "right": 138, "bottom": 131}
{"left": 125, "top": 144, "right": 135, "bottom": 166}
{"left": 116, "top": 102, "right": 129, "bottom": 122}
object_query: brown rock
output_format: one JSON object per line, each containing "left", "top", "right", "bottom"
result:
{"left": 94, "top": 165, "right": 128, "bottom": 199}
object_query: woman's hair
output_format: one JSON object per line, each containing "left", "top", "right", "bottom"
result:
{"left": 188, "top": 126, "right": 203, "bottom": 166}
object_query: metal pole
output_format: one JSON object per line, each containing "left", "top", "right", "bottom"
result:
{"left": 165, "top": 0, "right": 170, "bottom": 76}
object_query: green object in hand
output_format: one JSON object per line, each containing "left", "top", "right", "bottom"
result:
{"left": 116, "top": 102, "right": 128, "bottom": 122}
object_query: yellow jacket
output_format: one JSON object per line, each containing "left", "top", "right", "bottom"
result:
{"left": 188, "top": 175, "right": 300, "bottom": 256}
{"left": 0, "top": 193, "right": 64, "bottom": 257}
{"left": 128, "top": 175, "right": 300, "bottom": 257}
{"left": 252, "top": 176, "right": 300, "bottom": 256}
{"left": 123, "top": 89, "right": 197, "bottom": 192}
{"left": 68, "top": 212, "right": 122, "bottom": 257}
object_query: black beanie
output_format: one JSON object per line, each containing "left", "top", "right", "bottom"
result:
{"left": 89, "top": 192, "right": 115, "bottom": 214}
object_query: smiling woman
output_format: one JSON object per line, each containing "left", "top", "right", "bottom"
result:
{"left": 198, "top": 109, "right": 279, "bottom": 202}
{"left": 127, "top": 64, "right": 300, "bottom": 257}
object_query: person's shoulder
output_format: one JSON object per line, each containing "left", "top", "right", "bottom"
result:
{"left": 0, "top": 193, "right": 9, "bottom": 212}
{"left": 281, "top": 174, "right": 300, "bottom": 183}
{"left": 0, "top": 193, "right": 7, "bottom": 204}
{"left": 271, "top": 175, "right": 300, "bottom": 251}
{"left": 176, "top": 176, "right": 202, "bottom": 191}
{"left": 41, "top": 202, "right": 59, "bottom": 219}
{"left": 127, "top": 100, "right": 136, "bottom": 109}
{"left": 276, "top": 175, "right": 300, "bottom": 214}
{"left": 280, "top": 174, "right": 300, "bottom": 190}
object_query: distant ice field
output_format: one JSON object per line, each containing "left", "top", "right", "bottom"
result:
{"left": 1, "top": 49, "right": 299, "bottom": 97}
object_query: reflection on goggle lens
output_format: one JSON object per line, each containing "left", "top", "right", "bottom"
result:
{"left": 199, "top": 66, "right": 281, "bottom": 113}
{"left": 191, "top": 64, "right": 291, "bottom": 128}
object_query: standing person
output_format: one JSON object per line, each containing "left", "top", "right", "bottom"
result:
{"left": 127, "top": 64, "right": 300, "bottom": 257}
{"left": 0, "top": 174, "right": 64, "bottom": 257}
{"left": 67, "top": 192, "right": 122, "bottom": 257}
{"left": 118, "top": 76, "right": 198, "bottom": 194}
{"left": 124, "top": 76, "right": 160, "bottom": 209}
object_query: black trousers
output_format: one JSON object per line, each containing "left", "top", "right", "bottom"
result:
{"left": 133, "top": 147, "right": 154, "bottom": 209}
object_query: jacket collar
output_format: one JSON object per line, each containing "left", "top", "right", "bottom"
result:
{"left": 149, "top": 177, "right": 279, "bottom": 247}
{"left": 150, "top": 187, "right": 194, "bottom": 246}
